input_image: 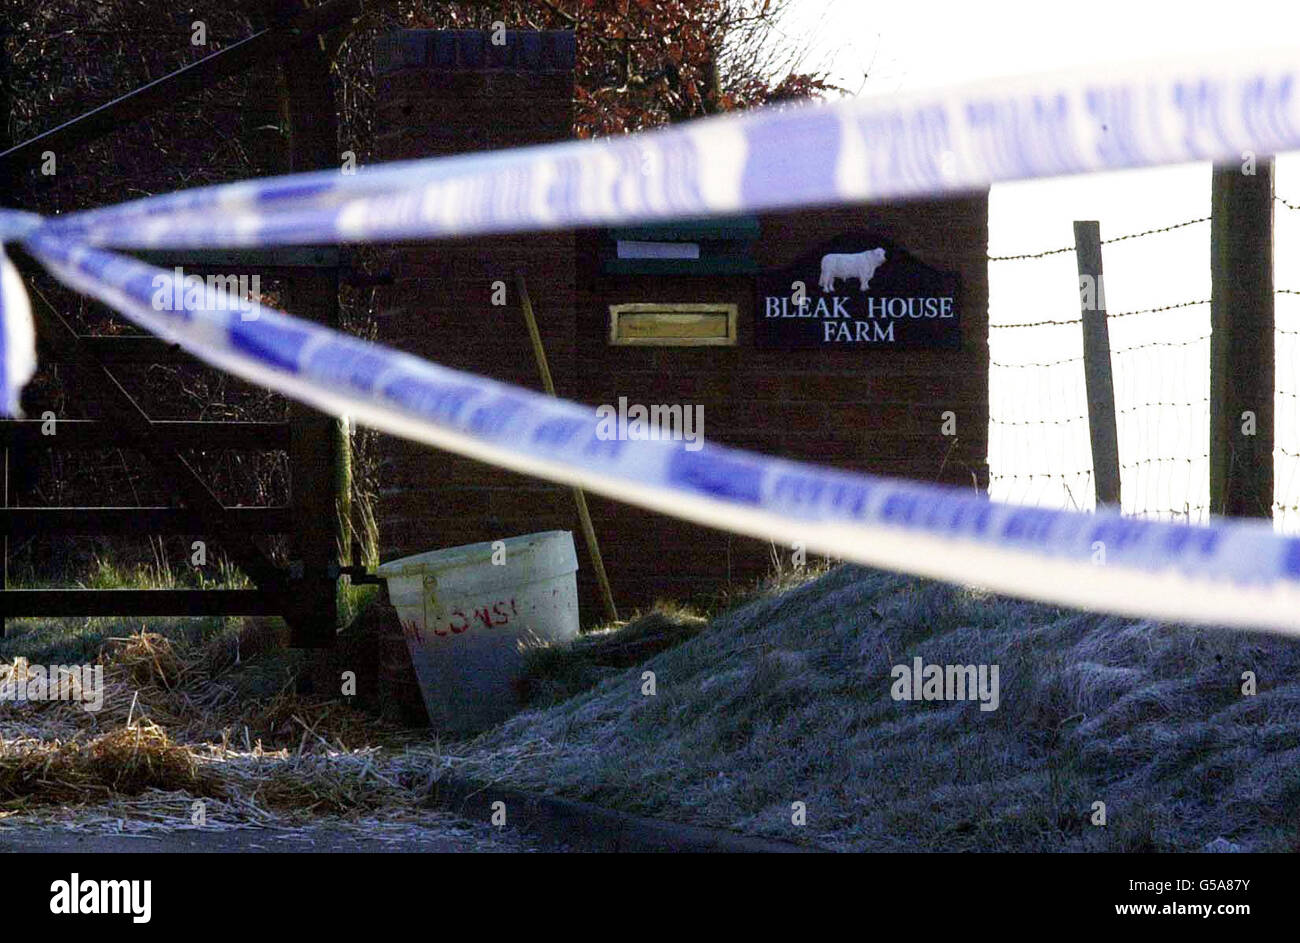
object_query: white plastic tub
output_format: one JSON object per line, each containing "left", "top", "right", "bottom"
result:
{"left": 376, "top": 530, "right": 580, "bottom": 732}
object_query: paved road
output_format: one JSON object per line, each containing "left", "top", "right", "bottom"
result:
{"left": 0, "top": 823, "right": 535, "bottom": 853}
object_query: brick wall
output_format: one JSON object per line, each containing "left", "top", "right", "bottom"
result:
{"left": 574, "top": 198, "right": 989, "bottom": 610}
{"left": 373, "top": 30, "right": 578, "bottom": 562}
{"left": 374, "top": 29, "right": 990, "bottom": 623}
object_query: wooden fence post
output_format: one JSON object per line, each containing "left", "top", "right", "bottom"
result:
{"left": 1211, "top": 160, "right": 1275, "bottom": 518}
{"left": 1073, "top": 220, "right": 1122, "bottom": 508}
{"left": 275, "top": 0, "right": 346, "bottom": 647}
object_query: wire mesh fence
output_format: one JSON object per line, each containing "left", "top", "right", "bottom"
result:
{"left": 1276, "top": 278, "right": 1300, "bottom": 531}
{"left": 988, "top": 205, "right": 1300, "bottom": 532}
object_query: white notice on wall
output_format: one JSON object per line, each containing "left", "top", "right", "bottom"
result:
{"left": 616, "top": 240, "right": 701, "bottom": 260}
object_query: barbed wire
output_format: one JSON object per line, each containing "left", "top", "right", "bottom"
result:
{"left": 987, "top": 245, "right": 1078, "bottom": 262}
{"left": 996, "top": 287, "right": 1300, "bottom": 332}
{"left": 1118, "top": 398, "right": 1209, "bottom": 413}
{"left": 1111, "top": 299, "right": 1210, "bottom": 320}
{"left": 989, "top": 195, "right": 1300, "bottom": 265}
{"left": 991, "top": 354, "right": 1083, "bottom": 369}
{"left": 989, "top": 469, "right": 1094, "bottom": 481}
{"left": 990, "top": 397, "right": 1209, "bottom": 427}
{"left": 992, "top": 316, "right": 1083, "bottom": 329}
{"left": 1120, "top": 454, "right": 1208, "bottom": 468}
{"left": 989, "top": 416, "right": 1088, "bottom": 427}
{"left": 991, "top": 334, "right": 1209, "bottom": 368}
{"left": 987, "top": 215, "right": 1210, "bottom": 262}
{"left": 993, "top": 298, "right": 1210, "bottom": 329}
{"left": 990, "top": 458, "right": 1207, "bottom": 473}
{"left": 989, "top": 206, "right": 1300, "bottom": 529}
{"left": 1113, "top": 335, "right": 1211, "bottom": 355}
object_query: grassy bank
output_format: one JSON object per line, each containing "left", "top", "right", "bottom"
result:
{"left": 9, "top": 554, "right": 1299, "bottom": 852}
{"left": 447, "top": 564, "right": 1300, "bottom": 852}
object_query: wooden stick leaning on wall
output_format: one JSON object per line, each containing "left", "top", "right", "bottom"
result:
{"left": 515, "top": 273, "right": 620, "bottom": 624}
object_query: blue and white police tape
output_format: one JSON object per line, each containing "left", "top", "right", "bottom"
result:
{"left": 5, "top": 49, "right": 1300, "bottom": 629}
{"left": 8, "top": 49, "right": 1300, "bottom": 411}
{"left": 19, "top": 232, "right": 1300, "bottom": 635}
{"left": 0, "top": 245, "right": 37, "bottom": 418}
{"left": 26, "top": 49, "right": 1300, "bottom": 250}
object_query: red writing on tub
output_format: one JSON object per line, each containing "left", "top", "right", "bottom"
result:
{"left": 408, "top": 597, "right": 518, "bottom": 643}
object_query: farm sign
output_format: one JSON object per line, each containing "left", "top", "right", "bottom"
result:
{"left": 755, "top": 234, "right": 962, "bottom": 349}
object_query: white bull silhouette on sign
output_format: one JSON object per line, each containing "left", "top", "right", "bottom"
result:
{"left": 818, "top": 248, "right": 887, "bottom": 292}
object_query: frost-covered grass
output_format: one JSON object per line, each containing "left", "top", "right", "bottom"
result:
{"left": 0, "top": 557, "right": 252, "bottom": 664}
{"left": 1, "top": 557, "right": 377, "bottom": 665}
{"left": 516, "top": 605, "right": 709, "bottom": 708}
{"left": 448, "top": 564, "right": 1300, "bottom": 852}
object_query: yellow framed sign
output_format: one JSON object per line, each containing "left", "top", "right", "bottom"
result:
{"left": 608, "top": 303, "right": 738, "bottom": 346}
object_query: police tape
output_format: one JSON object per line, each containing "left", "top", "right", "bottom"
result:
{"left": 27, "top": 49, "right": 1300, "bottom": 249}
{"left": 19, "top": 233, "right": 1300, "bottom": 635}
{"left": 0, "top": 246, "right": 37, "bottom": 418}
{"left": 4, "top": 50, "right": 1300, "bottom": 631}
